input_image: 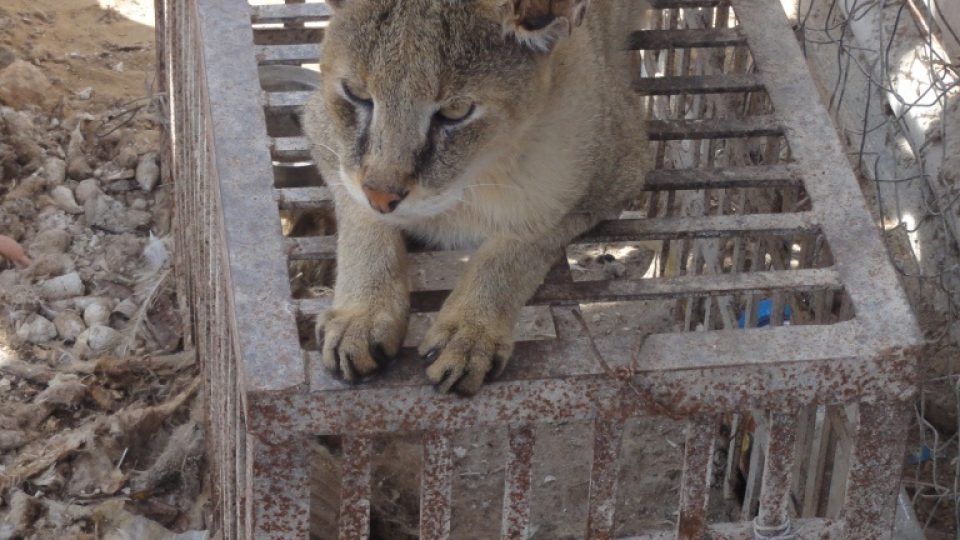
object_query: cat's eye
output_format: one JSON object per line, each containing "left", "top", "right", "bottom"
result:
{"left": 341, "top": 79, "right": 372, "bottom": 105}
{"left": 435, "top": 101, "right": 475, "bottom": 125}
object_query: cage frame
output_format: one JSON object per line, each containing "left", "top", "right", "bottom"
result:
{"left": 155, "top": 0, "right": 922, "bottom": 538}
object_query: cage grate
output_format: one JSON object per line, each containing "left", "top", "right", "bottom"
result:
{"left": 156, "top": 0, "right": 922, "bottom": 537}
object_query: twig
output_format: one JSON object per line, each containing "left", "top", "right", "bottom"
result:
{"left": 571, "top": 308, "right": 686, "bottom": 420}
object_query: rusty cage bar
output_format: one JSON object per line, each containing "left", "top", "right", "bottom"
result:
{"left": 156, "top": 0, "right": 922, "bottom": 537}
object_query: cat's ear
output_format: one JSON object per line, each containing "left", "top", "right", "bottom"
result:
{"left": 484, "top": 0, "right": 590, "bottom": 53}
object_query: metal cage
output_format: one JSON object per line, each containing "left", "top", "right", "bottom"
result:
{"left": 155, "top": 0, "right": 922, "bottom": 537}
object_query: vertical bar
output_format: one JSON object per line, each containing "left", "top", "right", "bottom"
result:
{"left": 825, "top": 408, "right": 854, "bottom": 518}
{"left": 755, "top": 413, "right": 799, "bottom": 537}
{"left": 789, "top": 406, "right": 816, "bottom": 515}
{"left": 421, "top": 432, "right": 453, "bottom": 540}
{"left": 723, "top": 413, "right": 743, "bottom": 501}
{"left": 676, "top": 415, "right": 717, "bottom": 540}
{"left": 844, "top": 402, "right": 910, "bottom": 539}
{"left": 339, "top": 435, "right": 373, "bottom": 540}
{"left": 802, "top": 405, "right": 831, "bottom": 517}
{"left": 247, "top": 434, "right": 310, "bottom": 540}
{"left": 586, "top": 417, "right": 626, "bottom": 540}
{"left": 740, "top": 412, "right": 765, "bottom": 520}
{"left": 843, "top": 402, "right": 910, "bottom": 539}
{"left": 501, "top": 425, "right": 536, "bottom": 540}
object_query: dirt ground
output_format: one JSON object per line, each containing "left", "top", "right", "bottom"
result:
{"left": 0, "top": 0, "right": 208, "bottom": 538}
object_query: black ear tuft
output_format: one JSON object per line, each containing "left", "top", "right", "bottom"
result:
{"left": 327, "top": 0, "right": 346, "bottom": 9}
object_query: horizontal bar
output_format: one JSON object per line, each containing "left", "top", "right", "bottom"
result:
{"left": 272, "top": 136, "right": 312, "bottom": 159}
{"left": 634, "top": 74, "right": 764, "bottom": 95}
{"left": 648, "top": 0, "right": 730, "bottom": 7}
{"left": 583, "top": 212, "right": 818, "bottom": 242}
{"left": 627, "top": 27, "right": 746, "bottom": 50}
{"left": 297, "top": 267, "right": 843, "bottom": 315}
{"left": 276, "top": 186, "right": 332, "bottom": 210}
{"left": 274, "top": 164, "right": 804, "bottom": 205}
{"left": 264, "top": 326, "right": 913, "bottom": 434}
{"left": 251, "top": 2, "right": 331, "bottom": 24}
{"left": 647, "top": 116, "right": 783, "bottom": 140}
{"left": 256, "top": 43, "right": 322, "bottom": 65}
{"left": 285, "top": 212, "right": 819, "bottom": 260}
{"left": 531, "top": 267, "right": 840, "bottom": 306}
{"left": 265, "top": 90, "right": 313, "bottom": 113}
{"left": 644, "top": 165, "right": 801, "bottom": 191}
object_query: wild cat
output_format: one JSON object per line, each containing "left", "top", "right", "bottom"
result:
{"left": 302, "top": 0, "right": 651, "bottom": 395}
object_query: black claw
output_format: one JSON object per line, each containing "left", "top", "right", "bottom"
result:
{"left": 341, "top": 353, "right": 358, "bottom": 384}
{"left": 370, "top": 343, "right": 390, "bottom": 368}
{"left": 422, "top": 347, "right": 440, "bottom": 363}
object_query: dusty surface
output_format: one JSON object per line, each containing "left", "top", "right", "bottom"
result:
{"left": 0, "top": 0, "right": 207, "bottom": 538}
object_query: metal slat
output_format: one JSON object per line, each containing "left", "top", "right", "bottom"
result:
{"left": 284, "top": 212, "right": 819, "bottom": 260}
{"left": 273, "top": 165, "right": 804, "bottom": 209}
{"left": 586, "top": 417, "right": 625, "bottom": 539}
{"left": 256, "top": 43, "right": 322, "bottom": 64}
{"left": 275, "top": 117, "right": 783, "bottom": 153}
{"left": 644, "top": 165, "right": 801, "bottom": 191}
{"left": 647, "top": 0, "right": 730, "bottom": 7}
{"left": 755, "top": 413, "right": 799, "bottom": 536}
{"left": 297, "top": 267, "right": 843, "bottom": 315}
{"left": 676, "top": 416, "right": 717, "bottom": 539}
{"left": 339, "top": 435, "right": 372, "bottom": 540}
{"left": 251, "top": 2, "right": 331, "bottom": 24}
{"left": 265, "top": 90, "right": 313, "bottom": 113}
{"left": 501, "top": 425, "right": 536, "bottom": 540}
{"left": 634, "top": 74, "right": 764, "bottom": 95}
{"left": 420, "top": 432, "right": 453, "bottom": 540}
{"left": 646, "top": 116, "right": 783, "bottom": 140}
{"left": 276, "top": 186, "right": 332, "bottom": 210}
{"left": 627, "top": 28, "right": 746, "bottom": 50}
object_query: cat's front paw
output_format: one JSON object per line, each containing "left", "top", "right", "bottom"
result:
{"left": 319, "top": 305, "right": 407, "bottom": 382}
{"left": 419, "top": 314, "right": 514, "bottom": 396}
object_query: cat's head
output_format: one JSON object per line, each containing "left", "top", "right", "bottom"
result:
{"left": 315, "top": 0, "right": 588, "bottom": 220}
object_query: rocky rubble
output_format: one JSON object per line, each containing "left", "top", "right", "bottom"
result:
{"left": 0, "top": 51, "right": 206, "bottom": 537}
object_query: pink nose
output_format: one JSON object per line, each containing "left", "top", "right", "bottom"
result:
{"left": 362, "top": 186, "right": 407, "bottom": 214}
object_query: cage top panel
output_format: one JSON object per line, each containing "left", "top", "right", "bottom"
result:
{"left": 190, "top": 0, "right": 919, "bottom": 419}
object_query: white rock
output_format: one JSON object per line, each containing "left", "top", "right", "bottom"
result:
{"left": 74, "top": 178, "right": 101, "bottom": 204}
{"left": 75, "top": 87, "right": 93, "bottom": 100}
{"left": 83, "top": 301, "right": 110, "bottom": 327}
{"left": 111, "top": 298, "right": 138, "bottom": 321}
{"left": 135, "top": 153, "right": 160, "bottom": 192}
{"left": 39, "top": 272, "right": 84, "bottom": 300}
{"left": 78, "top": 325, "right": 120, "bottom": 355}
{"left": 16, "top": 314, "right": 57, "bottom": 344}
{"left": 50, "top": 186, "right": 82, "bottom": 214}
{"left": 43, "top": 157, "right": 67, "bottom": 186}
{"left": 53, "top": 311, "right": 85, "bottom": 343}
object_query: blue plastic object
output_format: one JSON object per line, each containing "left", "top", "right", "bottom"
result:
{"left": 738, "top": 298, "right": 793, "bottom": 328}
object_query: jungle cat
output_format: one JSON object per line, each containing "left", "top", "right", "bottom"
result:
{"left": 302, "top": 0, "right": 651, "bottom": 395}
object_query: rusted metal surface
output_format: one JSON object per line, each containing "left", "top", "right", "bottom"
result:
{"left": 158, "top": 0, "right": 923, "bottom": 536}
{"left": 501, "top": 425, "right": 536, "bottom": 539}
{"left": 586, "top": 416, "right": 627, "bottom": 540}
{"left": 843, "top": 403, "right": 912, "bottom": 537}
{"left": 247, "top": 434, "right": 310, "bottom": 539}
{"left": 676, "top": 416, "right": 717, "bottom": 539}
{"left": 420, "top": 432, "right": 454, "bottom": 540}
{"left": 338, "top": 435, "right": 372, "bottom": 540}
{"left": 755, "top": 413, "right": 799, "bottom": 536}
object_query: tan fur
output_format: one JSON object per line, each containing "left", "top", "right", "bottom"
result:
{"left": 302, "top": 0, "right": 651, "bottom": 394}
